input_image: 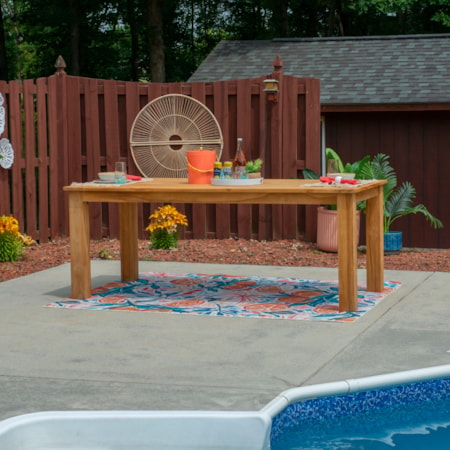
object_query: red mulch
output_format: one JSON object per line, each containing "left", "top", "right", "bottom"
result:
{"left": 1, "top": 238, "right": 449, "bottom": 283}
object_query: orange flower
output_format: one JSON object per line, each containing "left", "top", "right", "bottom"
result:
{"left": 97, "top": 295, "right": 128, "bottom": 304}
{"left": 288, "top": 290, "right": 324, "bottom": 301}
{"left": 243, "top": 302, "right": 287, "bottom": 312}
{"left": 163, "top": 299, "right": 206, "bottom": 307}
{"left": 223, "top": 281, "right": 256, "bottom": 290}
{"left": 313, "top": 304, "right": 340, "bottom": 314}
{"left": 255, "top": 285, "right": 283, "bottom": 293}
{"left": 146, "top": 204, "right": 188, "bottom": 234}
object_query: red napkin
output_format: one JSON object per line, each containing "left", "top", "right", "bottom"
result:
{"left": 126, "top": 174, "right": 142, "bottom": 181}
{"left": 319, "top": 176, "right": 358, "bottom": 185}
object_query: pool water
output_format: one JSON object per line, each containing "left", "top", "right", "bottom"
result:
{"left": 271, "top": 378, "right": 450, "bottom": 449}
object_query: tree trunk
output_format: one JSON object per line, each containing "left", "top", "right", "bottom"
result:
{"left": 147, "top": 0, "right": 165, "bottom": 82}
{"left": 127, "top": 0, "right": 139, "bottom": 81}
{"left": 277, "top": 0, "right": 290, "bottom": 37}
{"left": 68, "top": 0, "right": 81, "bottom": 75}
{"left": 0, "top": 6, "right": 9, "bottom": 80}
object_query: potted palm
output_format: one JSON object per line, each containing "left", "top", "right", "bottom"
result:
{"left": 361, "top": 154, "right": 443, "bottom": 252}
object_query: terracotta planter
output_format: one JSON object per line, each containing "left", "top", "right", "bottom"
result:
{"left": 247, "top": 172, "right": 261, "bottom": 179}
{"left": 317, "top": 207, "right": 361, "bottom": 253}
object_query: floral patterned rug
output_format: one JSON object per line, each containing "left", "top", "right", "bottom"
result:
{"left": 46, "top": 272, "right": 401, "bottom": 322}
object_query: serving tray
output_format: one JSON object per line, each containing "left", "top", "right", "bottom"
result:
{"left": 211, "top": 178, "right": 263, "bottom": 186}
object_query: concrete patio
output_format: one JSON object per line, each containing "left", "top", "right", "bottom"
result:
{"left": 0, "top": 260, "right": 449, "bottom": 421}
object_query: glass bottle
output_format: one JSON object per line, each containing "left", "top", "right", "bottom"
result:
{"left": 233, "top": 138, "right": 247, "bottom": 178}
{"left": 222, "top": 161, "right": 233, "bottom": 179}
{"left": 213, "top": 161, "right": 223, "bottom": 179}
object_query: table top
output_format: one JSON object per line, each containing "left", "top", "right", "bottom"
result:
{"left": 65, "top": 178, "right": 385, "bottom": 192}
{"left": 64, "top": 178, "right": 386, "bottom": 205}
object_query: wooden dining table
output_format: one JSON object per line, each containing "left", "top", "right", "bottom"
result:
{"left": 63, "top": 178, "right": 386, "bottom": 312}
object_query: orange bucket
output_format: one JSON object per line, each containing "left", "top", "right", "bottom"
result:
{"left": 187, "top": 149, "right": 217, "bottom": 184}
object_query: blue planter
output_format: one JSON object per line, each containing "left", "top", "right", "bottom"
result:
{"left": 384, "top": 231, "right": 402, "bottom": 253}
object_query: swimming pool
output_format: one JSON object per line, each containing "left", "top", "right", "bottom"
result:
{"left": 265, "top": 365, "right": 450, "bottom": 450}
{"left": 269, "top": 376, "right": 450, "bottom": 449}
{"left": 0, "top": 365, "right": 449, "bottom": 449}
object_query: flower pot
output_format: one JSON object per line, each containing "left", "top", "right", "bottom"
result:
{"left": 384, "top": 231, "right": 402, "bottom": 254}
{"left": 317, "top": 207, "right": 360, "bottom": 253}
{"left": 247, "top": 172, "right": 261, "bottom": 179}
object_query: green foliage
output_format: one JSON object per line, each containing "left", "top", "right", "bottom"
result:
{"left": 98, "top": 247, "right": 114, "bottom": 260}
{"left": 302, "top": 147, "right": 371, "bottom": 180}
{"left": 302, "top": 147, "right": 370, "bottom": 211}
{"left": 245, "top": 158, "right": 263, "bottom": 173}
{"left": 303, "top": 150, "right": 443, "bottom": 232}
{"left": 367, "top": 153, "right": 444, "bottom": 232}
{"left": 302, "top": 168, "right": 319, "bottom": 180}
{"left": 2, "top": 0, "right": 450, "bottom": 81}
{"left": 0, "top": 231, "right": 23, "bottom": 262}
{"left": 150, "top": 229, "right": 179, "bottom": 250}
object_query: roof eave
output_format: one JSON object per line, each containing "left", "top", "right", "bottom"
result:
{"left": 321, "top": 102, "right": 450, "bottom": 112}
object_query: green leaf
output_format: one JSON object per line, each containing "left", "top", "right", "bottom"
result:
{"left": 384, "top": 181, "right": 443, "bottom": 232}
{"left": 302, "top": 168, "right": 319, "bottom": 179}
{"left": 325, "top": 147, "right": 345, "bottom": 173}
{"left": 0, "top": 232, "right": 24, "bottom": 262}
{"left": 245, "top": 158, "right": 263, "bottom": 173}
{"left": 150, "top": 229, "right": 179, "bottom": 250}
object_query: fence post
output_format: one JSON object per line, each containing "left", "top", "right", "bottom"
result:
{"left": 266, "top": 56, "right": 284, "bottom": 239}
{"left": 47, "top": 56, "right": 70, "bottom": 237}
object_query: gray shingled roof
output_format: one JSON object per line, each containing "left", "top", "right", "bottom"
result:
{"left": 188, "top": 34, "right": 450, "bottom": 105}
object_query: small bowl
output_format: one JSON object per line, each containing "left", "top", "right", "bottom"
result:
{"left": 98, "top": 172, "right": 116, "bottom": 182}
{"left": 338, "top": 173, "right": 355, "bottom": 180}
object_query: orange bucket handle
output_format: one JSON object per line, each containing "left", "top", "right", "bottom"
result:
{"left": 186, "top": 160, "right": 214, "bottom": 173}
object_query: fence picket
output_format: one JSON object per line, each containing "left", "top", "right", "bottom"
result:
{"left": 23, "top": 80, "right": 38, "bottom": 238}
{"left": 8, "top": 81, "right": 25, "bottom": 227}
{"left": 103, "top": 79, "right": 121, "bottom": 238}
{"left": 36, "top": 78, "right": 50, "bottom": 241}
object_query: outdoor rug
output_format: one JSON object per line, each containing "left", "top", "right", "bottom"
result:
{"left": 46, "top": 272, "right": 401, "bottom": 322}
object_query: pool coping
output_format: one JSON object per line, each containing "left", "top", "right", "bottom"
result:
{"left": 261, "top": 363, "right": 450, "bottom": 418}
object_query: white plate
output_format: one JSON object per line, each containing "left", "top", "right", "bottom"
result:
{"left": 211, "top": 178, "right": 264, "bottom": 186}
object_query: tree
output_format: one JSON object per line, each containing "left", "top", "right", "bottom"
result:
{"left": 147, "top": 0, "right": 165, "bottom": 81}
{"left": 347, "top": 0, "right": 450, "bottom": 35}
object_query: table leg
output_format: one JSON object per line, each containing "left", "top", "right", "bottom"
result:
{"left": 337, "top": 195, "right": 358, "bottom": 312}
{"left": 366, "top": 185, "right": 384, "bottom": 292}
{"left": 119, "top": 203, "right": 139, "bottom": 281}
{"left": 68, "top": 192, "right": 91, "bottom": 299}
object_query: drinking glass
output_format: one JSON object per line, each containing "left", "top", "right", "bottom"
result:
{"left": 326, "top": 159, "right": 339, "bottom": 177}
{"left": 115, "top": 161, "right": 126, "bottom": 184}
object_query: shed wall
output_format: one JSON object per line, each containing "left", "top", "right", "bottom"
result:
{"left": 324, "top": 111, "right": 449, "bottom": 248}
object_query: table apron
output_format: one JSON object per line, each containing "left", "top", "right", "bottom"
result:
{"left": 73, "top": 192, "right": 378, "bottom": 206}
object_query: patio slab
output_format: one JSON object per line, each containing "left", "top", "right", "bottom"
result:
{"left": 0, "top": 261, "right": 448, "bottom": 420}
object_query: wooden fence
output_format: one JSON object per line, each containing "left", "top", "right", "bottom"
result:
{"left": 0, "top": 62, "right": 321, "bottom": 243}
